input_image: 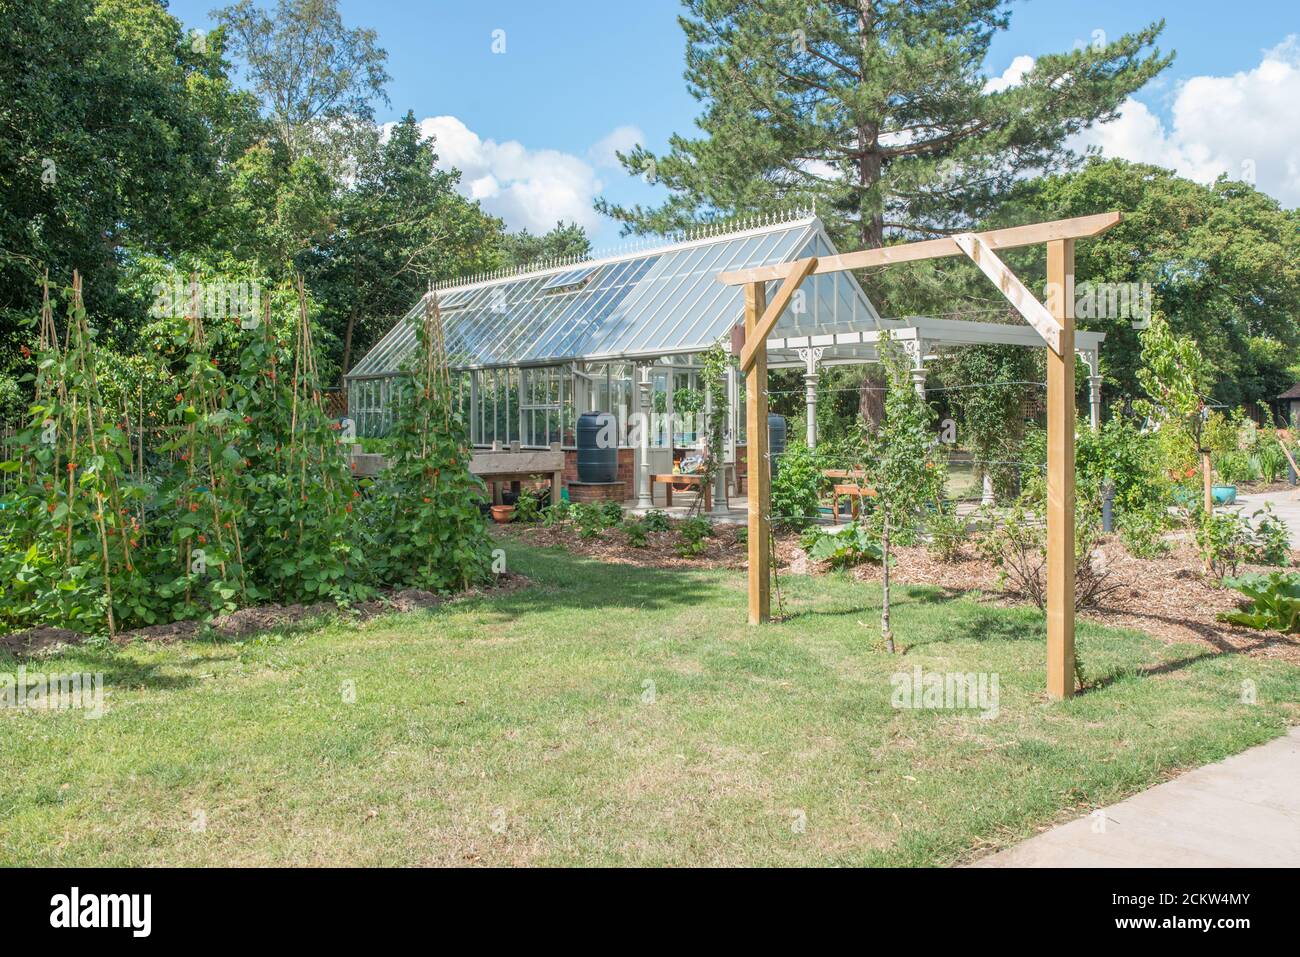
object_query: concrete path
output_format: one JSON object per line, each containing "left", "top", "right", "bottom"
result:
{"left": 972, "top": 727, "right": 1300, "bottom": 867}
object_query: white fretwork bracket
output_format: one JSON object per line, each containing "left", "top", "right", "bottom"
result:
{"left": 795, "top": 346, "right": 824, "bottom": 369}
{"left": 953, "top": 233, "right": 1063, "bottom": 356}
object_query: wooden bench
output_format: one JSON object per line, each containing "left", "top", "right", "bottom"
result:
{"left": 652, "top": 473, "right": 711, "bottom": 509}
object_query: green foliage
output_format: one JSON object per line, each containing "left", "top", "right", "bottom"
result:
{"left": 1117, "top": 502, "right": 1173, "bottom": 559}
{"left": 363, "top": 304, "right": 490, "bottom": 592}
{"left": 803, "top": 524, "right": 884, "bottom": 568}
{"left": 1253, "top": 505, "right": 1293, "bottom": 567}
{"left": 925, "top": 502, "right": 968, "bottom": 563}
{"left": 1135, "top": 313, "right": 1215, "bottom": 460}
{"left": 623, "top": 520, "right": 648, "bottom": 548}
{"left": 770, "top": 441, "right": 825, "bottom": 529}
{"left": 571, "top": 503, "right": 605, "bottom": 540}
{"left": 942, "top": 344, "right": 1038, "bottom": 501}
{"left": 1195, "top": 509, "right": 1256, "bottom": 580}
{"left": 541, "top": 501, "right": 571, "bottom": 527}
{"left": 1020, "top": 159, "right": 1300, "bottom": 410}
{"left": 675, "top": 517, "right": 713, "bottom": 557}
{"left": 598, "top": 0, "right": 1167, "bottom": 262}
{"left": 641, "top": 509, "right": 671, "bottom": 533}
{"left": 513, "top": 489, "right": 544, "bottom": 524}
{"left": 860, "top": 334, "right": 944, "bottom": 542}
{"left": 599, "top": 500, "right": 624, "bottom": 527}
{"left": 1218, "top": 572, "right": 1300, "bottom": 632}
{"left": 978, "top": 495, "right": 1112, "bottom": 611}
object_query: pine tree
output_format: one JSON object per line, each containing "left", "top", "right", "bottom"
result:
{"left": 598, "top": 1, "right": 1169, "bottom": 253}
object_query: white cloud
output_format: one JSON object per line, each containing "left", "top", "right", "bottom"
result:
{"left": 1071, "top": 36, "right": 1300, "bottom": 206}
{"left": 405, "top": 115, "right": 622, "bottom": 234}
{"left": 984, "top": 55, "right": 1035, "bottom": 94}
{"left": 588, "top": 125, "right": 645, "bottom": 169}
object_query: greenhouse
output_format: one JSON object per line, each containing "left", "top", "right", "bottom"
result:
{"left": 346, "top": 208, "right": 1106, "bottom": 506}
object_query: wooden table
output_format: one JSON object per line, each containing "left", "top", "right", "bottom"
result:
{"left": 822, "top": 469, "right": 876, "bottom": 524}
{"left": 653, "top": 473, "right": 711, "bottom": 509}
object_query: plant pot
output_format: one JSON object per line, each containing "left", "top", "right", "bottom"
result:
{"left": 490, "top": 504, "right": 515, "bottom": 524}
{"left": 1211, "top": 485, "right": 1238, "bottom": 505}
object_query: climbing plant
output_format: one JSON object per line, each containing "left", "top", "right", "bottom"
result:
{"left": 368, "top": 292, "right": 491, "bottom": 591}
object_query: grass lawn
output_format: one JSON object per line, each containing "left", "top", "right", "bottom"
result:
{"left": 2, "top": 539, "right": 1297, "bottom": 866}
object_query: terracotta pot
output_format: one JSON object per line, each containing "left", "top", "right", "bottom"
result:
{"left": 490, "top": 504, "right": 515, "bottom": 524}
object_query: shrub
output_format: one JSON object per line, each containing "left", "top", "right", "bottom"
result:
{"left": 541, "top": 501, "right": 570, "bottom": 526}
{"left": 513, "top": 489, "right": 544, "bottom": 524}
{"left": 1252, "top": 504, "right": 1292, "bottom": 566}
{"left": 572, "top": 503, "right": 604, "bottom": 540}
{"left": 1194, "top": 508, "right": 1255, "bottom": 579}
{"left": 623, "top": 520, "right": 648, "bottom": 548}
{"left": 925, "top": 502, "right": 968, "bottom": 563}
{"left": 1218, "top": 572, "right": 1300, "bottom": 631}
{"left": 642, "top": 509, "right": 671, "bottom": 533}
{"left": 600, "top": 499, "right": 624, "bottom": 527}
{"left": 978, "top": 497, "right": 1116, "bottom": 611}
{"left": 1117, "top": 502, "right": 1173, "bottom": 559}
{"left": 1214, "top": 449, "right": 1257, "bottom": 485}
{"left": 770, "top": 441, "right": 824, "bottom": 529}
{"left": 675, "top": 517, "right": 712, "bottom": 557}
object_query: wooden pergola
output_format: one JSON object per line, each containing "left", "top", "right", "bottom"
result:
{"left": 718, "top": 212, "right": 1123, "bottom": 700}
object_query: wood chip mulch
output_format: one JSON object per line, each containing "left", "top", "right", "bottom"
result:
{"left": 496, "top": 521, "right": 1300, "bottom": 665}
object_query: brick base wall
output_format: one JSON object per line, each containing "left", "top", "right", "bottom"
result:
{"left": 564, "top": 448, "right": 636, "bottom": 488}
{"left": 567, "top": 481, "right": 627, "bottom": 503}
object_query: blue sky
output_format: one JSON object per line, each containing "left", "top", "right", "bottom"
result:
{"left": 168, "top": 1, "right": 1300, "bottom": 243}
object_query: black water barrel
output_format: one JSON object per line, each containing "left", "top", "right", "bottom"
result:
{"left": 768, "top": 413, "right": 787, "bottom": 480}
{"left": 577, "top": 411, "right": 618, "bottom": 483}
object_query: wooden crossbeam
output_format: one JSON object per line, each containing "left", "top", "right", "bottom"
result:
{"left": 738, "top": 256, "right": 818, "bottom": 373}
{"left": 718, "top": 212, "right": 1122, "bottom": 285}
{"left": 953, "top": 233, "right": 1063, "bottom": 355}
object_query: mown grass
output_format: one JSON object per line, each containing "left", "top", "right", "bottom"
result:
{"left": 2, "top": 540, "right": 1297, "bottom": 866}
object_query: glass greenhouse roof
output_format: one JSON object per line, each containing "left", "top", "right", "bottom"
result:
{"left": 347, "top": 214, "right": 884, "bottom": 377}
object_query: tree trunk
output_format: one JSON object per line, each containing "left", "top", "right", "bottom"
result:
{"left": 881, "top": 506, "right": 894, "bottom": 653}
{"left": 340, "top": 307, "right": 357, "bottom": 387}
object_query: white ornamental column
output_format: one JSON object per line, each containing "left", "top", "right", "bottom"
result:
{"left": 1085, "top": 350, "right": 1102, "bottom": 432}
{"left": 797, "top": 346, "right": 823, "bottom": 447}
{"left": 636, "top": 364, "right": 654, "bottom": 508}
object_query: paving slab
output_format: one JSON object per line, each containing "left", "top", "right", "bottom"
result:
{"left": 971, "top": 727, "right": 1300, "bottom": 867}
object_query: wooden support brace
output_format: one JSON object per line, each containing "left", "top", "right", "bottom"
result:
{"left": 954, "top": 233, "right": 1063, "bottom": 355}
{"left": 738, "top": 257, "right": 818, "bottom": 373}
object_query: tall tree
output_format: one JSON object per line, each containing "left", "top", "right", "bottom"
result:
{"left": 1015, "top": 159, "right": 1300, "bottom": 410}
{"left": 305, "top": 113, "right": 502, "bottom": 378}
{"left": 598, "top": 1, "right": 1169, "bottom": 256}
{"left": 0, "top": 0, "right": 242, "bottom": 349}
{"left": 215, "top": 0, "right": 390, "bottom": 172}
{"left": 499, "top": 222, "right": 592, "bottom": 269}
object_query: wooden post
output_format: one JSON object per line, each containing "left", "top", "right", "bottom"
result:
{"left": 745, "top": 282, "right": 771, "bottom": 624}
{"left": 1046, "top": 239, "right": 1076, "bottom": 700}
{"left": 1201, "top": 450, "right": 1214, "bottom": 514}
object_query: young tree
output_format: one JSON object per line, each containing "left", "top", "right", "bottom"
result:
{"left": 598, "top": 1, "right": 1169, "bottom": 254}
{"left": 1135, "top": 313, "right": 1216, "bottom": 512}
{"left": 861, "top": 334, "right": 943, "bottom": 652}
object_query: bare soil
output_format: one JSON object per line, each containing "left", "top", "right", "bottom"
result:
{"left": 0, "top": 573, "right": 530, "bottom": 656}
